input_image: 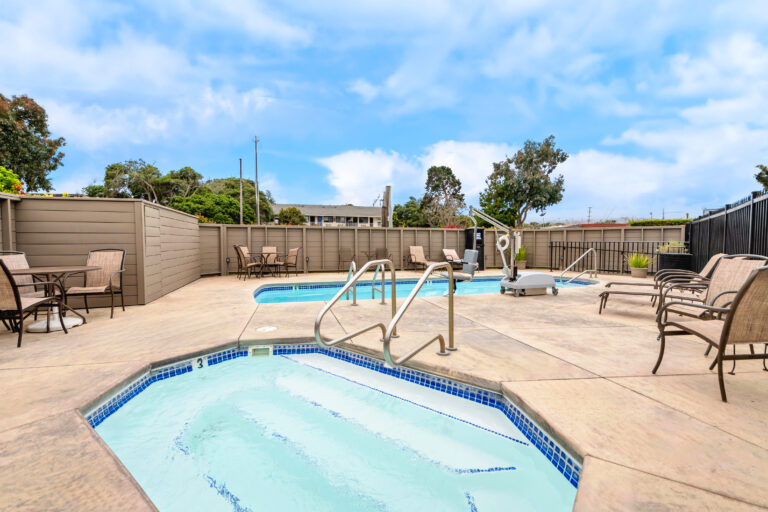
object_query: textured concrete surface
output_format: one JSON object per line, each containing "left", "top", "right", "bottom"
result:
{"left": 1, "top": 269, "right": 767, "bottom": 510}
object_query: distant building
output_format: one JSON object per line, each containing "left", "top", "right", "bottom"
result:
{"left": 273, "top": 203, "right": 383, "bottom": 227}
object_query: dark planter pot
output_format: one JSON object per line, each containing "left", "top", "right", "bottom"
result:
{"left": 658, "top": 252, "right": 692, "bottom": 271}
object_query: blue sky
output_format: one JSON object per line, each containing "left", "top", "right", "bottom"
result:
{"left": 2, "top": 0, "right": 767, "bottom": 221}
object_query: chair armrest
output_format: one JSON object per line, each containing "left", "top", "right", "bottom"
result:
{"left": 660, "top": 283, "right": 708, "bottom": 304}
{"left": 657, "top": 300, "right": 730, "bottom": 324}
{"left": 109, "top": 269, "right": 125, "bottom": 289}
{"left": 17, "top": 281, "right": 66, "bottom": 297}
{"left": 710, "top": 290, "right": 737, "bottom": 307}
{"left": 605, "top": 281, "right": 655, "bottom": 288}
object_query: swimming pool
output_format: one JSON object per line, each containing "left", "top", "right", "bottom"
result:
{"left": 90, "top": 345, "right": 580, "bottom": 511}
{"left": 254, "top": 275, "right": 595, "bottom": 303}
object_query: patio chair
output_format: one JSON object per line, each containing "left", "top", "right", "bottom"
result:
{"left": 653, "top": 264, "right": 768, "bottom": 402}
{"left": 233, "top": 245, "right": 260, "bottom": 280}
{"left": 409, "top": 246, "right": 439, "bottom": 270}
{"left": 262, "top": 246, "right": 278, "bottom": 276}
{"left": 339, "top": 247, "right": 355, "bottom": 271}
{"left": 0, "top": 251, "right": 45, "bottom": 298}
{"left": 274, "top": 247, "right": 301, "bottom": 277}
{"left": 0, "top": 260, "right": 69, "bottom": 347}
{"left": 442, "top": 248, "right": 463, "bottom": 270}
{"left": 598, "top": 253, "right": 730, "bottom": 314}
{"left": 65, "top": 249, "right": 126, "bottom": 319}
{"left": 366, "top": 247, "right": 391, "bottom": 262}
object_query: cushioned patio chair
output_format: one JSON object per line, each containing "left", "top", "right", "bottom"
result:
{"left": 409, "top": 246, "right": 439, "bottom": 270}
{"left": 0, "top": 260, "right": 69, "bottom": 347}
{"left": 442, "top": 248, "right": 463, "bottom": 270}
{"left": 598, "top": 253, "right": 730, "bottom": 314}
{"left": 65, "top": 249, "right": 125, "bottom": 319}
{"left": 274, "top": 247, "right": 301, "bottom": 277}
{"left": 654, "top": 264, "right": 768, "bottom": 402}
{"left": 234, "top": 245, "right": 260, "bottom": 280}
{"left": 260, "top": 246, "right": 279, "bottom": 277}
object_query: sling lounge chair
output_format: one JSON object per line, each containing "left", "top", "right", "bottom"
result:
{"left": 598, "top": 253, "right": 727, "bottom": 314}
{"left": 65, "top": 249, "right": 125, "bottom": 319}
{"left": 0, "top": 260, "right": 69, "bottom": 347}
{"left": 409, "top": 246, "right": 439, "bottom": 270}
{"left": 654, "top": 264, "right": 768, "bottom": 402}
{"left": 442, "top": 249, "right": 463, "bottom": 270}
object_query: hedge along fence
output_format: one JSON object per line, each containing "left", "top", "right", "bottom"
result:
{"left": 627, "top": 219, "right": 692, "bottom": 227}
{"left": 198, "top": 223, "right": 686, "bottom": 275}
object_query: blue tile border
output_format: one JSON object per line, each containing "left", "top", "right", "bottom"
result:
{"left": 83, "top": 342, "right": 581, "bottom": 488}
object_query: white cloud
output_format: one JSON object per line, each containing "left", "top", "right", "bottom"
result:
{"left": 317, "top": 149, "right": 420, "bottom": 205}
{"left": 348, "top": 79, "right": 379, "bottom": 102}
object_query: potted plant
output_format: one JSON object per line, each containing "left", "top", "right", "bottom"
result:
{"left": 515, "top": 245, "right": 527, "bottom": 270}
{"left": 657, "top": 241, "right": 692, "bottom": 272}
{"left": 626, "top": 253, "right": 652, "bottom": 278}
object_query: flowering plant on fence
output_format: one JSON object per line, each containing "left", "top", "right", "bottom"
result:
{"left": 0, "top": 166, "right": 24, "bottom": 195}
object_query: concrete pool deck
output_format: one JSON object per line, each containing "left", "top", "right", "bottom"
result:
{"left": 1, "top": 270, "right": 767, "bottom": 511}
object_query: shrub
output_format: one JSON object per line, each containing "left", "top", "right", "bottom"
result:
{"left": 277, "top": 207, "right": 306, "bottom": 225}
{"left": 0, "top": 166, "right": 24, "bottom": 195}
{"left": 515, "top": 245, "right": 527, "bottom": 261}
{"left": 626, "top": 253, "right": 652, "bottom": 268}
{"left": 168, "top": 192, "right": 256, "bottom": 224}
{"left": 657, "top": 241, "right": 687, "bottom": 253}
{"left": 628, "top": 219, "right": 691, "bottom": 226}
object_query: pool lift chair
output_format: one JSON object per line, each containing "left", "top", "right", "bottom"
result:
{"left": 439, "top": 248, "right": 479, "bottom": 292}
{"left": 469, "top": 206, "right": 558, "bottom": 296}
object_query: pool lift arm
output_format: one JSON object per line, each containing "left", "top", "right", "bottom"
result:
{"left": 468, "top": 206, "right": 558, "bottom": 296}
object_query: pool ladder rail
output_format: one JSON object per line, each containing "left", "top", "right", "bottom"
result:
{"left": 315, "top": 259, "right": 457, "bottom": 368}
{"left": 560, "top": 247, "right": 598, "bottom": 284}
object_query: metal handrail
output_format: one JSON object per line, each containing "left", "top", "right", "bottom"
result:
{"left": 370, "top": 263, "right": 386, "bottom": 304}
{"left": 560, "top": 248, "right": 597, "bottom": 283}
{"left": 381, "top": 262, "right": 455, "bottom": 367}
{"left": 344, "top": 261, "right": 357, "bottom": 301}
{"left": 315, "top": 259, "right": 397, "bottom": 348}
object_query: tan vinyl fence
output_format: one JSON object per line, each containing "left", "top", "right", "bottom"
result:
{"left": 9, "top": 197, "right": 200, "bottom": 306}
{"left": 198, "top": 224, "right": 686, "bottom": 275}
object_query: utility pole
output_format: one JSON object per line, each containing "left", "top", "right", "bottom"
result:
{"left": 254, "top": 136, "right": 260, "bottom": 225}
{"left": 587, "top": 206, "right": 592, "bottom": 224}
{"left": 239, "top": 158, "right": 243, "bottom": 225}
{"left": 662, "top": 208, "right": 665, "bottom": 219}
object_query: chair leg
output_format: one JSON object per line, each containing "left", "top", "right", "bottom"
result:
{"left": 704, "top": 344, "right": 713, "bottom": 356}
{"left": 652, "top": 331, "right": 666, "bottom": 374}
{"left": 110, "top": 290, "right": 115, "bottom": 319}
{"left": 84, "top": 296, "right": 90, "bottom": 314}
{"left": 57, "top": 303, "right": 68, "bottom": 334}
{"left": 717, "top": 355, "right": 727, "bottom": 402}
{"left": 17, "top": 316, "right": 23, "bottom": 348}
{"left": 121, "top": 289, "right": 126, "bottom": 311}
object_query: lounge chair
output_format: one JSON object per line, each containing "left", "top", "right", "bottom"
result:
{"left": 409, "top": 246, "right": 439, "bottom": 270}
{"left": 0, "top": 260, "right": 69, "bottom": 347}
{"left": 339, "top": 247, "right": 355, "bottom": 271}
{"left": 598, "top": 253, "right": 727, "bottom": 314}
{"left": 234, "top": 245, "right": 260, "bottom": 279}
{"left": 275, "top": 247, "right": 301, "bottom": 277}
{"left": 654, "top": 264, "right": 768, "bottom": 401}
{"left": 442, "top": 249, "right": 463, "bottom": 270}
{"left": 65, "top": 249, "right": 126, "bottom": 319}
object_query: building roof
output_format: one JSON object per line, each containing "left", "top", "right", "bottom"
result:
{"left": 273, "top": 203, "right": 382, "bottom": 218}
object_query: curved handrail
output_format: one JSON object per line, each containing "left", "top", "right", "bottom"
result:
{"left": 344, "top": 260, "right": 357, "bottom": 301}
{"left": 315, "top": 259, "right": 397, "bottom": 348}
{"left": 382, "top": 262, "right": 454, "bottom": 367}
{"left": 560, "top": 248, "right": 597, "bottom": 283}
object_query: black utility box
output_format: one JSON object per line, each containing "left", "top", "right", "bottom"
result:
{"left": 657, "top": 252, "right": 692, "bottom": 272}
{"left": 464, "top": 228, "right": 485, "bottom": 270}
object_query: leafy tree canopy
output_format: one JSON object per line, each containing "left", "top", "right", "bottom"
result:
{"left": 0, "top": 94, "right": 65, "bottom": 191}
{"left": 422, "top": 165, "right": 466, "bottom": 227}
{"left": 103, "top": 159, "right": 202, "bottom": 204}
{"left": 757, "top": 164, "right": 768, "bottom": 191}
{"left": 203, "top": 178, "right": 274, "bottom": 223}
{"left": 168, "top": 191, "right": 256, "bottom": 224}
{"left": 393, "top": 196, "right": 428, "bottom": 227}
{"left": 277, "top": 206, "right": 306, "bottom": 225}
{"left": 479, "top": 135, "right": 567, "bottom": 228}
{"left": 83, "top": 183, "right": 106, "bottom": 197}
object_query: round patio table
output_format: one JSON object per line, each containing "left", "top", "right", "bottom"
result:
{"left": 11, "top": 265, "right": 100, "bottom": 332}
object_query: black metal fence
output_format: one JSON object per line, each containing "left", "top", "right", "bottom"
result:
{"left": 548, "top": 241, "right": 686, "bottom": 275}
{"left": 687, "top": 191, "right": 768, "bottom": 272}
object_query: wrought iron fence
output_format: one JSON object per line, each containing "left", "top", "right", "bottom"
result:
{"left": 687, "top": 190, "right": 768, "bottom": 272}
{"left": 549, "top": 241, "right": 687, "bottom": 275}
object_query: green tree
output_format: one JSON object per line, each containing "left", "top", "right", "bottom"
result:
{"left": 168, "top": 189, "right": 256, "bottom": 224}
{"left": 421, "top": 165, "right": 466, "bottom": 227}
{"left": 479, "top": 135, "right": 567, "bottom": 228}
{"left": 0, "top": 94, "right": 65, "bottom": 191}
{"left": 156, "top": 166, "right": 203, "bottom": 200}
{"left": 393, "top": 196, "right": 427, "bottom": 227}
{"left": 104, "top": 159, "right": 163, "bottom": 201}
{"left": 756, "top": 164, "right": 768, "bottom": 191}
{"left": 82, "top": 183, "right": 106, "bottom": 197}
{"left": 277, "top": 206, "right": 306, "bottom": 225}
{"left": 204, "top": 178, "right": 274, "bottom": 223}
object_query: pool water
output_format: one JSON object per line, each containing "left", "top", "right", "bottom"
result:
{"left": 254, "top": 275, "right": 594, "bottom": 303}
{"left": 96, "top": 354, "right": 578, "bottom": 511}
